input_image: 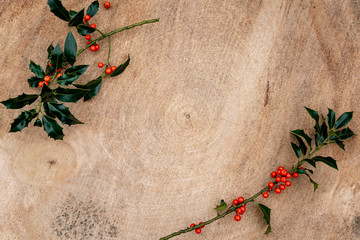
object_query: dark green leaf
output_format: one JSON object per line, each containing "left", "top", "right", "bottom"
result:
{"left": 335, "top": 112, "right": 353, "bottom": 129}
{"left": 110, "top": 56, "right": 131, "bottom": 77}
{"left": 312, "top": 156, "right": 338, "bottom": 170}
{"left": 319, "top": 122, "right": 328, "bottom": 144}
{"left": 304, "top": 159, "right": 316, "bottom": 168}
{"left": 42, "top": 115, "right": 64, "bottom": 140}
{"left": 305, "top": 107, "right": 320, "bottom": 133}
{"left": 297, "top": 168, "right": 306, "bottom": 174}
{"left": 47, "top": 0, "right": 70, "bottom": 22}
{"left": 214, "top": 199, "right": 227, "bottom": 211}
{"left": 335, "top": 140, "right": 345, "bottom": 150}
{"left": 29, "top": 61, "right": 45, "bottom": 78}
{"left": 86, "top": 0, "right": 99, "bottom": 17}
{"left": 291, "top": 142, "right": 301, "bottom": 158}
{"left": 40, "top": 84, "right": 55, "bottom": 102}
{"left": 68, "top": 8, "right": 84, "bottom": 27}
{"left": 54, "top": 87, "right": 89, "bottom": 103}
{"left": 74, "top": 77, "right": 102, "bottom": 101}
{"left": 69, "top": 10, "right": 78, "bottom": 19}
{"left": 335, "top": 128, "right": 355, "bottom": 140}
{"left": 34, "top": 118, "right": 42, "bottom": 127}
{"left": 76, "top": 24, "right": 96, "bottom": 36}
{"left": 258, "top": 203, "right": 271, "bottom": 235}
{"left": 28, "top": 76, "right": 42, "bottom": 88}
{"left": 9, "top": 109, "right": 37, "bottom": 132}
{"left": 327, "top": 108, "right": 335, "bottom": 129}
{"left": 65, "top": 65, "right": 89, "bottom": 75}
{"left": 315, "top": 132, "right": 320, "bottom": 147}
{"left": 306, "top": 168, "right": 314, "bottom": 174}
{"left": 44, "top": 102, "right": 83, "bottom": 126}
{"left": 56, "top": 74, "right": 80, "bottom": 86}
{"left": 47, "top": 42, "right": 54, "bottom": 59}
{"left": 294, "top": 135, "right": 307, "bottom": 155}
{"left": 305, "top": 173, "right": 319, "bottom": 192}
{"left": 64, "top": 32, "right": 77, "bottom": 65}
{"left": 50, "top": 44, "right": 63, "bottom": 71}
{"left": 291, "top": 129, "right": 312, "bottom": 148}
{"left": 1, "top": 93, "right": 38, "bottom": 109}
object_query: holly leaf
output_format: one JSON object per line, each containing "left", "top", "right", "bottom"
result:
{"left": 335, "top": 128, "right": 355, "bottom": 140}
{"left": 64, "top": 31, "right": 77, "bottom": 65}
{"left": 56, "top": 74, "right": 80, "bottom": 86}
{"left": 305, "top": 107, "right": 320, "bottom": 133}
{"left": 42, "top": 115, "right": 64, "bottom": 140}
{"left": 305, "top": 173, "right": 319, "bottom": 192}
{"left": 44, "top": 102, "right": 83, "bottom": 126}
{"left": 319, "top": 122, "right": 328, "bottom": 144}
{"left": 294, "top": 135, "right": 307, "bottom": 155}
{"left": 47, "top": 42, "right": 54, "bottom": 59}
{"left": 291, "top": 129, "right": 312, "bottom": 148}
{"left": 304, "top": 159, "right": 316, "bottom": 168}
{"left": 54, "top": 87, "right": 89, "bottom": 103}
{"left": 76, "top": 24, "right": 96, "bottom": 36}
{"left": 1, "top": 93, "right": 38, "bottom": 109}
{"left": 258, "top": 203, "right": 271, "bottom": 235}
{"left": 69, "top": 10, "right": 78, "bottom": 19}
{"left": 29, "top": 61, "right": 45, "bottom": 78}
{"left": 87, "top": 0, "right": 99, "bottom": 17}
{"left": 327, "top": 108, "right": 335, "bottom": 129}
{"left": 50, "top": 44, "right": 63, "bottom": 71}
{"left": 74, "top": 77, "right": 102, "bottom": 101}
{"left": 312, "top": 156, "right": 338, "bottom": 170}
{"left": 47, "top": 0, "right": 70, "bottom": 22}
{"left": 297, "top": 168, "right": 307, "bottom": 174}
{"left": 291, "top": 142, "right": 301, "bottom": 158}
{"left": 110, "top": 56, "right": 131, "bottom": 77}
{"left": 28, "top": 76, "right": 42, "bottom": 88}
{"left": 65, "top": 65, "right": 89, "bottom": 75}
{"left": 40, "top": 84, "right": 55, "bottom": 102}
{"left": 68, "top": 8, "right": 84, "bottom": 27}
{"left": 334, "top": 112, "right": 353, "bottom": 129}
{"left": 34, "top": 118, "right": 42, "bottom": 127}
{"left": 214, "top": 199, "right": 227, "bottom": 211}
{"left": 9, "top": 109, "right": 37, "bottom": 132}
{"left": 335, "top": 140, "right": 345, "bottom": 150}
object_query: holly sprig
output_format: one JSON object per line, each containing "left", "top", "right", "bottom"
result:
{"left": 1, "top": 0, "right": 159, "bottom": 140}
{"left": 159, "top": 107, "right": 355, "bottom": 239}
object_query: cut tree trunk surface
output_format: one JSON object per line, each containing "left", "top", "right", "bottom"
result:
{"left": 0, "top": 0, "right": 359, "bottom": 239}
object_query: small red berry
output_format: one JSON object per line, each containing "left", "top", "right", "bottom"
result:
{"left": 98, "top": 62, "right": 104, "bottom": 68}
{"left": 278, "top": 166, "right": 284, "bottom": 170}
{"left": 236, "top": 208, "right": 242, "bottom": 214}
{"left": 244, "top": 204, "right": 247, "bottom": 207}
{"left": 48, "top": 62, "right": 52, "bottom": 67}
{"left": 199, "top": 222, "right": 204, "bottom": 229}
{"left": 279, "top": 184, "right": 286, "bottom": 190}
{"left": 87, "top": 41, "right": 92, "bottom": 45}
{"left": 104, "top": 2, "right": 111, "bottom": 8}
{"left": 238, "top": 197, "right": 244, "bottom": 203}
{"left": 195, "top": 228, "right": 201, "bottom": 234}
{"left": 57, "top": 73, "right": 63, "bottom": 78}
{"left": 232, "top": 199, "right": 239, "bottom": 206}
{"left": 281, "top": 170, "right": 287, "bottom": 176}
{"left": 90, "top": 23, "right": 96, "bottom": 29}
{"left": 90, "top": 45, "right": 96, "bottom": 52}
{"left": 286, "top": 172, "right": 292, "bottom": 178}
{"left": 271, "top": 171, "right": 277, "bottom": 178}
{"left": 111, "top": 66, "right": 117, "bottom": 72}
{"left": 285, "top": 181, "right": 292, "bottom": 187}
{"left": 105, "top": 68, "right": 112, "bottom": 74}
{"left": 84, "top": 15, "right": 91, "bottom": 21}
{"left": 281, "top": 177, "right": 287, "bottom": 183}
{"left": 239, "top": 206, "right": 246, "bottom": 213}
{"left": 44, "top": 76, "right": 51, "bottom": 82}
{"left": 234, "top": 215, "right": 241, "bottom": 221}
{"left": 263, "top": 192, "right": 269, "bottom": 198}
{"left": 45, "top": 81, "right": 49, "bottom": 86}
{"left": 38, "top": 81, "right": 44, "bottom": 88}
{"left": 190, "top": 223, "right": 195, "bottom": 228}
{"left": 95, "top": 44, "right": 100, "bottom": 51}
{"left": 277, "top": 170, "right": 282, "bottom": 175}
{"left": 293, "top": 172, "right": 299, "bottom": 178}
{"left": 57, "top": 68, "right": 62, "bottom": 72}
{"left": 268, "top": 182, "right": 274, "bottom": 189}
{"left": 275, "top": 188, "right": 281, "bottom": 194}
{"left": 275, "top": 176, "right": 281, "bottom": 183}
{"left": 299, "top": 167, "right": 305, "bottom": 170}
{"left": 85, "top": 34, "right": 91, "bottom": 40}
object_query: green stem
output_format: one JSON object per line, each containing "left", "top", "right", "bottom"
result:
{"left": 107, "top": 36, "right": 111, "bottom": 65}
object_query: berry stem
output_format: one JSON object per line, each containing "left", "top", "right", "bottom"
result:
{"left": 107, "top": 35, "right": 111, "bottom": 65}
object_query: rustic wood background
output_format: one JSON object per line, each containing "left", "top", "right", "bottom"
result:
{"left": 0, "top": 0, "right": 359, "bottom": 239}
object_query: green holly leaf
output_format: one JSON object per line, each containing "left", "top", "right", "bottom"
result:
{"left": 69, "top": 10, "right": 78, "bottom": 19}
{"left": 56, "top": 74, "right": 80, "bottom": 86}
{"left": 304, "top": 159, "right": 316, "bottom": 168}
{"left": 305, "top": 173, "right": 319, "bottom": 192}
{"left": 291, "top": 142, "right": 301, "bottom": 158}
{"left": 214, "top": 199, "right": 227, "bottom": 211}
{"left": 87, "top": 0, "right": 99, "bottom": 17}
{"left": 65, "top": 65, "right": 89, "bottom": 75}
{"left": 110, "top": 56, "right": 131, "bottom": 77}
{"left": 334, "top": 112, "right": 353, "bottom": 129}
{"left": 335, "top": 140, "right": 345, "bottom": 150}
{"left": 327, "top": 108, "right": 335, "bottom": 129}
{"left": 293, "top": 135, "right": 307, "bottom": 155}
{"left": 76, "top": 24, "right": 96, "bottom": 36}
{"left": 28, "top": 76, "right": 42, "bottom": 88}
{"left": 297, "top": 168, "right": 306, "bottom": 174}
{"left": 306, "top": 168, "right": 314, "bottom": 174}
{"left": 68, "top": 8, "right": 84, "bottom": 27}
{"left": 74, "top": 77, "right": 102, "bottom": 101}
{"left": 312, "top": 156, "right": 338, "bottom": 170}
{"left": 40, "top": 84, "right": 56, "bottom": 102}
{"left": 64, "top": 32, "right": 77, "bottom": 65}
{"left": 42, "top": 115, "right": 64, "bottom": 140}
{"left": 291, "top": 129, "right": 312, "bottom": 148}
{"left": 47, "top": 42, "right": 54, "bottom": 59}
{"left": 29, "top": 61, "right": 45, "bottom": 78}
{"left": 1, "top": 93, "right": 38, "bottom": 109}
{"left": 34, "top": 118, "right": 42, "bottom": 127}
{"left": 305, "top": 107, "right": 320, "bottom": 133}
{"left": 9, "top": 109, "right": 38, "bottom": 132}
{"left": 54, "top": 87, "right": 89, "bottom": 103}
{"left": 44, "top": 102, "right": 83, "bottom": 126}
{"left": 47, "top": 0, "right": 70, "bottom": 22}
{"left": 335, "top": 128, "right": 355, "bottom": 140}
{"left": 50, "top": 44, "right": 63, "bottom": 71}
{"left": 258, "top": 203, "right": 271, "bottom": 235}
{"left": 319, "top": 122, "right": 328, "bottom": 144}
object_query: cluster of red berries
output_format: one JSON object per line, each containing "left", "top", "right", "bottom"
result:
{"left": 189, "top": 222, "right": 205, "bottom": 234}
{"left": 97, "top": 63, "right": 117, "bottom": 75}
{"left": 38, "top": 63, "right": 63, "bottom": 87}
{"left": 232, "top": 197, "right": 247, "bottom": 221}
{"left": 263, "top": 166, "right": 300, "bottom": 197}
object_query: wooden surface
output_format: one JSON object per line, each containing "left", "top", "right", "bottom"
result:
{"left": 0, "top": 0, "right": 360, "bottom": 239}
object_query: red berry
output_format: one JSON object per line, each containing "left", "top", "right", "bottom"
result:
{"left": 195, "top": 228, "right": 201, "bottom": 234}
{"left": 271, "top": 171, "right": 277, "bottom": 178}
{"left": 239, "top": 206, "right": 246, "bottom": 213}
{"left": 275, "top": 188, "right": 281, "bottom": 194}
{"left": 232, "top": 199, "right": 239, "bottom": 206}
{"left": 278, "top": 166, "right": 284, "bottom": 170}
{"left": 105, "top": 68, "right": 112, "bottom": 74}
{"left": 190, "top": 223, "right": 195, "bottom": 228}
{"left": 238, "top": 197, "right": 244, "bottom": 203}
{"left": 285, "top": 181, "right": 292, "bottom": 187}
{"left": 299, "top": 167, "right": 305, "bottom": 170}
{"left": 90, "top": 45, "right": 96, "bottom": 52}
{"left": 104, "top": 2, "right": 111, "bottom": 8}
{"left": 275, "top": 176, "right": 281, "bottom": 183}
{"left": 199, "top": 222, "right": 204, "bottom": 229}
{"left": 48, "top": 61, "right": 52, "bottom": 67}
{"left": 277, "top": 170, "right": 282, "bottom": 175}
{"left": 45, "top": 81, "right": 49, "bottom": 86}
{"left": 85, "top": 34, "right": 91, "bottom": 40}
{"left": 44, "top": 76, "right": 51, "bottom": 82}
{"left": 268, "top": 182, "right": 274, "bottom": 189}
{"left": 84, "top": 15, "right": 91, "bottom": 21}
{"left": 286, "top": 173, "right": 292, "bottom": 178}
{"left": 281, "top": 177, "right": 287, "bottom": 183}
{"left": 95, "top": 44, "right": 100, "bottom": 51}
{"left": 87, "top": 41, "right": 92, "bottom": 45}
{"left": 57, "top": 68, "right": 62, "bottom": 72}
{"left": 38, "top": 81, "right": 44, "bottom": 88}
{"left": 263, "top": 192, "right": 269, "bottom": 198}
{"left": 90, "top": 23, "right": 96, "bottom": 29}
{"left": 279, "top": 184, "right": 286, "bottom": 190}
{"left": 244, "top": 204, "right": 247, "bottom": 207}
{"left": 57, "top": 73, "right": 63, "bottom": 78}
{"left": 98, "top": 62, "right": 104, "bottom": 68}
{"left": 111, "top": 66, "right": 117, "bottom": 72}
{"left": 293, "top": 172, "right": 299, "bottom": 178}
{"left": 281, "top": 170, "right": 287, "bottom": 176}
{"left": 234, "top": 215, "right": 241, "bottom": 221}
{"left": 236, "top": 208, "right": 242, "bottom": 214}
